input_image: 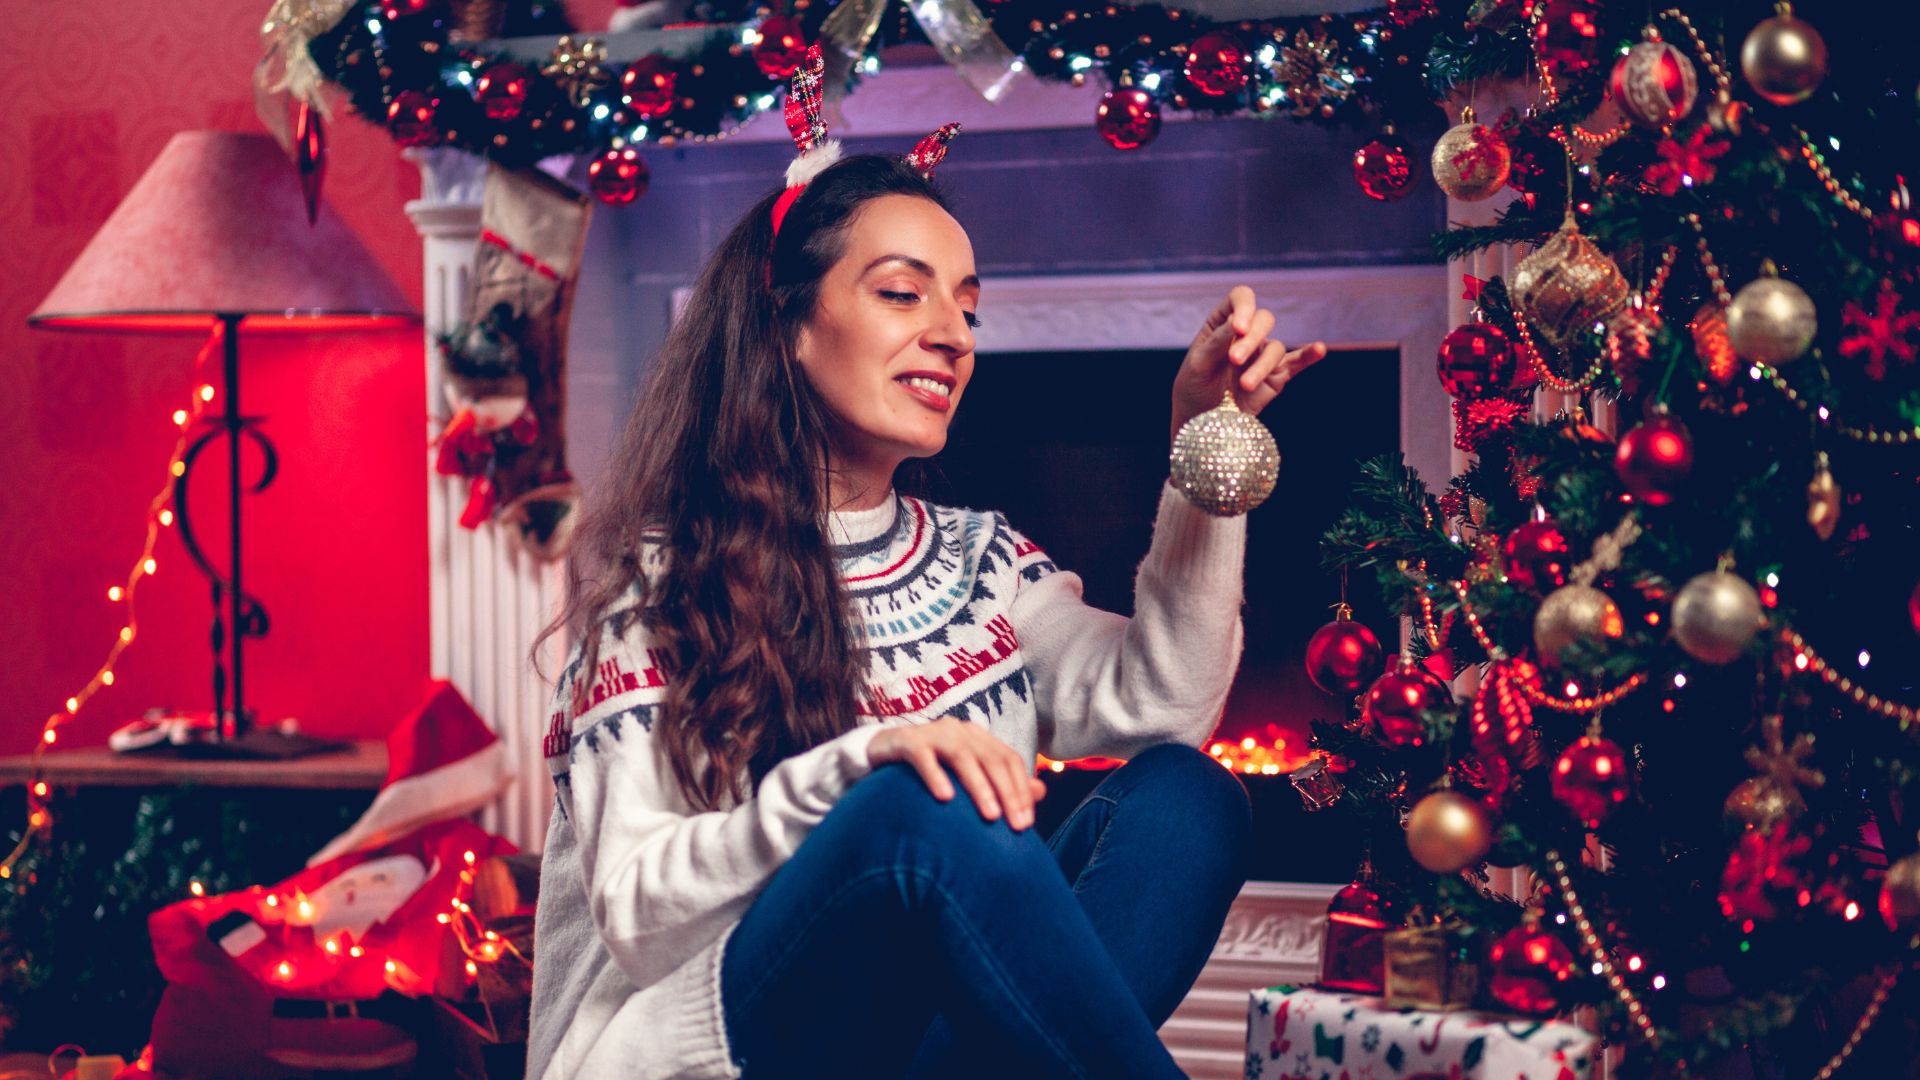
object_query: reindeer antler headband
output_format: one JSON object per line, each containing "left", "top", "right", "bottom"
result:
{"left": 768, "top": 44, "right": 962, "bottom": 244}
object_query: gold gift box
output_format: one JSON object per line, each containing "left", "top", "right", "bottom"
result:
{"left": 1382, "top": 921, "right": 1480, "bottom": 1010}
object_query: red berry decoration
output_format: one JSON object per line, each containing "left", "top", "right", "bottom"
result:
{"left": 621, "top": 55, "right": 678, "bottom": 119}
{"left": 475, "top": 61, "right": 531, "bottom": 122}
{"left": 1363, "top": 666, "right": 1450, "bottom": 748}
{"left": 1501, "top": 519, "right": 1571, "bottom": 592}
{"left": 1551, "top": 735, "right": 1631, "bottom": 825}
{"left": 387, "top": 90, "right": 440, "bottom": 147}
{"left": 1436, "top": 323, "right": 1517, "bottom": 399}
{"left": 1096, "top": 88, "right": 1161, "bottom": 151}
{"left": 1530, "top": 0, "right": 1605, "bottom": 88}
{"left": 1183, "top": 31, "right": 1252, "bottom": 98}
{"left": 752, "top": 16, "right": 809, "bottom": 79}
{"left": 1615, "top": 414, "right": 1694, "bottom": 506}
{"left": 1487, "top": 920, "right": 1577, "bottom": 1015}
{"left": 588, "top": 146, "right": 650, "bottom": 205}
{"left": 1609, "top": 32, "right": 1699, "bottom": 128}
{"left": 1305, "top": 606, "right": 1386, "bottom": 695}
{"left": 1352, "top": 138, "right": 1415, "bottom": 201}
{"left": 381, "top": 0, "right": 439, "bottom": 20}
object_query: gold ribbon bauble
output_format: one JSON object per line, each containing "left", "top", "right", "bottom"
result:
{"left": 1510, "top": 211, "right": 1631, "bottom": 349}
{"left": 819, "top": 0, "right": 1023, "bottom": 102}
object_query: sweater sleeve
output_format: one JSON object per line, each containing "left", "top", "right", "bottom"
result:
{"left": 555, "top": 618, "right": 890, "bottom": 994}
{"left": 1008, "top": 480, "right": 1248, "bottom": 762}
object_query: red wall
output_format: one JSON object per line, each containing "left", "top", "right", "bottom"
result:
{"left": 0, "top": 2, "right": 539, "bottom": 746}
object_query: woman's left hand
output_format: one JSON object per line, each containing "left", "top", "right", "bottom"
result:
{"left": 1171, "top": 285, "right": 1328, "bottom": 444}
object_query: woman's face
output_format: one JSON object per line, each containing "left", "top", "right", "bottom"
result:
{"left": 795, "top": 193, "right": 979, "bottom": 478}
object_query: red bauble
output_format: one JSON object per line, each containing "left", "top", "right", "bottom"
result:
{"left": 621, "top": 55, "right": 678, "bottom": 119}
{"left": 1530, "top": 0, "right": 1605, "bottom": 87}
{"left": 1609, "top": 35, "right": 1699, "bottom": 128}
{"left": 1614, "top": 415, "right": 1694, "bottom": 506}
{"left": 1363, "top": 667, "right": 1450, "bottom": 748}
{"left": 387, "top": 90, "right": 441, "bottom": 147}
{"left": 1319, "top": 881, "right": 1402, "bottom": 993}
{"left": 1909, "top": 580, "right": 1920, "bottom": 635}
{"left": 588, "top": 147, "right": 650, "bottom": 205}
{"left": 475, "top": 61, "right": 531, "bottom": 122}
{"left": 1184, "top": 31, "right": 1252, "bottom": 97}
{"left": 1501, "top": 519, "right": 1570, "bottom": 592}
{"left": 1436, "top": 323, "right": 1517, "bottom": 399}
{"left": 1487, "top": 921, "right": 1577, "bottom": 1015}
{"left": 1305, "top": 615, "right": 1386, "bottom": 695}
{"left": 1096, "top": 88, "right": 1161, "bottom": 151}
{"left": 1353, "top": 138, "right": 1416, "bottom": 201}
{"left": 752, "top": 16, "right": 809, "bottom": 79}
{"left": 1551, "top": 735, "right": 1631, "bottom": 825}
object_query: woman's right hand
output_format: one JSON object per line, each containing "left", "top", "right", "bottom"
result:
{"left": 868, "top": 717, "right": 1048, "bottom": 830}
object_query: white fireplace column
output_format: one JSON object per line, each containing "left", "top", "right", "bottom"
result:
{"left": 407, "top": 147, "right": 563, "bottom": 853}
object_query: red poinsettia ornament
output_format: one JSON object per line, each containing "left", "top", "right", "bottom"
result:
{"left": 1838, "top": 280, "right": 1920, "bottom": 380}
{"left": 1645, "top": 127, "right": 1729, "bottom": 196}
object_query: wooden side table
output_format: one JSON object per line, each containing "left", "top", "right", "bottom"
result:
{"left": 0, "top": 740, "right": 389, "bottom": 791}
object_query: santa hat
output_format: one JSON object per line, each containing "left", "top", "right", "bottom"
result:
{"left": 309, "top": 680, "right": 512, "bottom": 866}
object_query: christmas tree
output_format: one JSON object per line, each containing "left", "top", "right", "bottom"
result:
{"left": 1309, "top": 1, "right": 1920, "bottom": 1074}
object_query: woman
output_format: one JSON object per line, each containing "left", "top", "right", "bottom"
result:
{"left": 528, "top": 58, "right": 1328, "bottom": 1080}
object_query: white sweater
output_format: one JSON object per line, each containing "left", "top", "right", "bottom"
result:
{"left": 527, "top": 482, "right": 1247, "bottom": 1079}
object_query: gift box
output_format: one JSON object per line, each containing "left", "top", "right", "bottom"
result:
{"left": 1245, "top": 985, "right": 1596, "bottom": 1080}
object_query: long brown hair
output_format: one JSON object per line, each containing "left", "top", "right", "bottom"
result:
{"left": 539, "top": 153, "right": 951, "bottom": 811}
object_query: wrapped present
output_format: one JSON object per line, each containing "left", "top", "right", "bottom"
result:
{"left": 1245, "top": 985, "right": 1596, "bottom": 1080}
{"left": 1384, "top": 920, "right": 1480, "bottom": 1010}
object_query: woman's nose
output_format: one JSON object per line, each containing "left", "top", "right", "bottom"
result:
{"left": 923, "top": 298, "right": 974, "bottom": 356}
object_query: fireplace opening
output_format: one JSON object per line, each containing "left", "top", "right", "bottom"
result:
{"left": 920, "top": 346, "right": 1399, "bottom": 882}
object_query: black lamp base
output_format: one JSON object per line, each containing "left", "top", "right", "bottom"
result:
{"left": 155, "top": 728, "right": 351, "bottom": 761}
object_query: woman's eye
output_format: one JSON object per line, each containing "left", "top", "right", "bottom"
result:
{"left": 963, "top": 311, "right": 981, "bottom": 329}
{"left": 879, "top": 290, "right": 920, "bottom": 304}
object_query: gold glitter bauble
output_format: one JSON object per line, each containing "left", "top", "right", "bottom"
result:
{"left": 1430, "top": 116, "right": 1511, "bottom": 202}
{"left": 1806, "top": 453, "right": 1840, "bottom": 541}
{"left": 1740, "top": 13, "right": 1828, "bottom": 106}
{"left": 1170, "top": 393, "right": 1279, "bottom": 517}
{"left": 1882, "top": 852, "right": 1920, "bottom": 933}
{"left": 1510, "top": 213, "right": 1631, "bottom": 348}
{"left": 1672, "top": 571, "right": 1762, "bottom": 665}
{"left": 1723, "top": 774, "right": 1805, "bottom": 831}
{"left": 1532, "top": 584, "right": 1624, "bottom": 667}
{"left": 1405, "top": 790, "right": 1492, "bottom": 873}
{"left": 1727, "top": 276, "right": 1817, "bottom": 365}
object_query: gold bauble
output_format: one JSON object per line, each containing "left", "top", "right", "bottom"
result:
{"left": 1532, "top": 584, "right": 1624, "bottom": 667}
{"left": 1723, "top": 774, "right": 1804, "bottom": 831}
{"left": 1671, "top": 571, "right": 1763, "bottom": 665}
{"left": 1406, "top": 790, "right": 1493, "bottom": 873}
{"left": 1806, "top": 453, "right": 1840, "bottom": 541}
{"left": 1169, "top": 392, "right": 1279, "bottom": 517}
{"left": 1727, "top": 276, "right": 1817, "bottom": 366}
{"left": 1740, "top": 12, "right": 1828, "bottom": 106}
{"left": 1510, "top": 213, "right": 1631, "bottom": 348}
{"left": 1431, "top": 112, "right": 1511, "bottom": 202}
{"left": 1882, "top": 852, "right": 1920, "bottom": 934}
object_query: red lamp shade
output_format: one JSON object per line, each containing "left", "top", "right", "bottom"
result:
{"left": 29, "top": 131, "right": 417, "bottom": 334}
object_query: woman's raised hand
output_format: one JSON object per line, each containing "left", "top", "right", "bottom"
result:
{"left": 868, "top": 716, "right": 1048, "bottom": 830}
{"left": 1171, "top": 285, "right": 1329, "bottom": 443}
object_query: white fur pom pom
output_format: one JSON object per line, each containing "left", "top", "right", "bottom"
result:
{"left": 785, "top": 139, "right": 843, "bottom": 188}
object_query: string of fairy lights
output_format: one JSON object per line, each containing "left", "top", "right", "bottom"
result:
{"left": 3, "top": 330, "right": 225, "bottom": 884}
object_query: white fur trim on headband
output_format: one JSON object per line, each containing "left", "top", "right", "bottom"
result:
{"left": 785, "top": 139, "right": 843, "bottom": 188}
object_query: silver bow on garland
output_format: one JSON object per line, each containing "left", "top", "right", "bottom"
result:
{"left": 819, "top": 0, "right": 1024, "bottom": 102}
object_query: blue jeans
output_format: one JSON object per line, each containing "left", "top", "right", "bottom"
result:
{"left": 720, "top": 742, "right": 1252, "bottom": 1078}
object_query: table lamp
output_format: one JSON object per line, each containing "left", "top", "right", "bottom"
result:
{"left": 29, "top": 131, "right": 420, "bottom": 758}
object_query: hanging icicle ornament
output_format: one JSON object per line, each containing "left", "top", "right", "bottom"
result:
{"left": 1170, "top": 390, "right": 1279, "bottom": 516}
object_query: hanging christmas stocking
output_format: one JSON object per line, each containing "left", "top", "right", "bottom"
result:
{"left": 438, "top": 163, "right": 592, "bottom": 560}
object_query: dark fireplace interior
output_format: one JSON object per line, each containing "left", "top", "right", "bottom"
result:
{"left": 922, "top": 346, "right": 1400, "bottom": 881}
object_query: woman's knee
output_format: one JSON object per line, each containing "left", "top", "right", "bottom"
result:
{"left": 1125, "top": 743, "right": 1252, "bottom": 827}
{"left": 831, "top": 762, "right": 1042, "bottom": 868}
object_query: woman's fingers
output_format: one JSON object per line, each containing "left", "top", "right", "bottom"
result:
{"left": 1231, "top": 308, "right": 1276, "bottom": 364}
{"left": 909, "top": 745, "right": 955, "bottom": 801}
{"left": 1243, "top": 341, "right": 1332, "bottom": 414}
{"left": 988, "top": 750, "right": 1035, "bottom": 829}
{"left": 1239, "top": 338, "right": 1288, "bottom": 394}
{"left": 948, "top": 752, "right": 1002, "bottom": 820}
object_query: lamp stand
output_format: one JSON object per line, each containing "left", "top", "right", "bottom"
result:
{"left": 170, "top": 314, "right": 345, "bottom": 760}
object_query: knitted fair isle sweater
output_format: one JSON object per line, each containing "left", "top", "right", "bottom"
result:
{"left": 527, "top": 481, "right": 1247, "bottom": 1080}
